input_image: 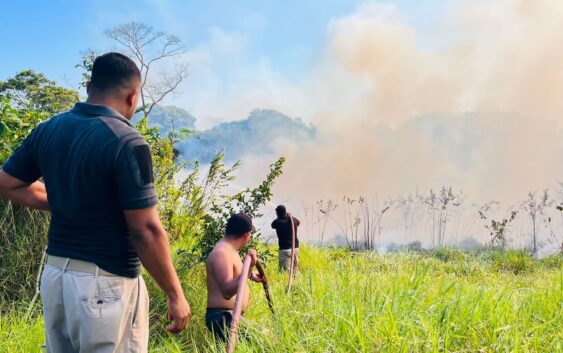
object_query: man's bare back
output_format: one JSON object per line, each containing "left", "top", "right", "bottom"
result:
{"left": 206, "top": 239, "right": 250, "bottom": 312}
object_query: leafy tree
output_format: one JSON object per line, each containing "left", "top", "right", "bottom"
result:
{"left": 0, "top": 98, "right": 50, "bottom": 164}
{"left": 0, "top": 71, "right": 78, "bottom": 115}
{"left": 138, "top": 117, "right": 238, "bottom": 244}
{"left": 184, "top": 157, "right": 286, "bottom": 266}
{"left": 75, "top": 49, "right": 97, "bottom": 88}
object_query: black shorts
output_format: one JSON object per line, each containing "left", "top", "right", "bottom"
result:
{"left": 205, "top": 308, "right": 233, "bottom": 341}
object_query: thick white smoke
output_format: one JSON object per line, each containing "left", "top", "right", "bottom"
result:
{"left": 235, "top": 0, "right": 563, "bottom": 200}
{"left": 224, "top": 0, "right": 563, "bottom": 247}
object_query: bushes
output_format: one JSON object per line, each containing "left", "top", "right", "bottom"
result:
{"left": 133, "top": 118, "right": 285, "bottom": 329}
{"left": 429, "top": 248, "right": 538, "bottom": 275}
{"left": 191, "top": 157, "right": 285, "bottom": 265}
{"left": 537, "top": 253, "right": 563, "bottom": 269}
{"left": 0, "top": 99, "right": 51, "bottom": 306}
{"left": 432, "top": 247, "right": 467, "bottom": 263}
{"left": 0, "top": 98, "right": 49, "bottom": 165}
{"left": 0, "top": 106, "right": 286, "bottom": 309}
{"left": 489, "top": 250, "right": 534, "bottom": 275}
{"left": 0, "top": 200, "right": 49, "bottom": 306}
{"left": 136, "top": 116, "right": 285, "bottom": 270}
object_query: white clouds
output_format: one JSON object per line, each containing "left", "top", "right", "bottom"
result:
{"left": 169, "top": 26, "right": 316, "bottom": 128}
{"left": 166, "top": 27, "right": 250, "bottom": 127}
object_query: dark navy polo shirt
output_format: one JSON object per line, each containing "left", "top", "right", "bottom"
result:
{"left": 2, "top": 103, "right": 158, "bottom": 277}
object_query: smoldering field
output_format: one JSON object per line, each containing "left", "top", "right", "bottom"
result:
{"left": 223, "top": 0, "right": 563, "bottom": 252}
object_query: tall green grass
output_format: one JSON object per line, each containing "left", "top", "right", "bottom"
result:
{"left": 1, "top": 247, "right": 561, "bottom": 353}
{"left": 0, "top": 200, "right": 49, "bottom": 306}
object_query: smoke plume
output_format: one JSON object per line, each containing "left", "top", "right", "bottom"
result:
{"left": 235, "top": 0, "right": 563, "bottom": 208}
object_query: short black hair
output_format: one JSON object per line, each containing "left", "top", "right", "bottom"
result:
{"left": 276, "top": 205, "right": 286, "bottom": 218}
{"left": 225, "top": 213, "right": 255, "bottom": 238}
{"left": 90, "top": 52, "right": 141, "bottom": 93}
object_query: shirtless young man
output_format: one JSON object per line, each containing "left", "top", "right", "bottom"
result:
{"left": 205, "top": 213, "right": 265, "bottom": 341}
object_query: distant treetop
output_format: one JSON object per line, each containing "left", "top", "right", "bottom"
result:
{"left": 0, "top": 70, "right": 78, "bottom": 115}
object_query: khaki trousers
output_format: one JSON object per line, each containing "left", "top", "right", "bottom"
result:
{"left": 40, "top": 257, "right": 149, "bottom": 353}
{"left": 278, "top": 248, "right": 299, "bottom": 272}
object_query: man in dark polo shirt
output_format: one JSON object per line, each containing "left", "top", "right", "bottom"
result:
{"left": 0, "top": 52, "right": 190, "bottom": 353}
{"left": 271, "top": 205, "right": 301, "bottom": 271}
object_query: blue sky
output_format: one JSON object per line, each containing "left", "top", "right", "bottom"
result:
{"left": 0, "top": 1, "right": 445, "bottom": 84}
{"left": 0, "top": 0, "right": 448, "bottom": 124}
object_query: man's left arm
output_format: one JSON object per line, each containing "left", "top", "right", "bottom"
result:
{"left": 0, "top": 171, "right": 49, "bottom": 210}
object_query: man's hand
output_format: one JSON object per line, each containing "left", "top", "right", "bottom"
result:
{"left": 247, "top": 249, "right": 258, "bottom": 267}
{"left": 249, "top": 272, "right": 266, "bottom": 283}
{"left": 125, "top": 207, "right": 191, "bottom": 334}
{"left": 166, "top": 295, "right": 190, "bottom": 334}
{"left": 247, "top": 249, "right": 266, "bottom": 282}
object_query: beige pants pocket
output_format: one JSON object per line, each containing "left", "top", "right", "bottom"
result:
{"left": 80, "top": 295, "right": 122, "bottom": 319}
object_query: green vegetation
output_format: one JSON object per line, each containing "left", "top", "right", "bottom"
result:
{"left": 1, "top": 44, "right": 561, "bottom": 353}
{"left": 1, "top": 248, "right": 561, "bottom": 352}
{"left": 0, "top": 200, "right": 48, "bottom": 305}
{"left": 0, "top": 70, "right": 78, "bottom": 116}
{"left": 0, "top": 97, "right": 48, "bottom": 165}
{"left": 0, "top": 68, "right": 284, "bottom": 307}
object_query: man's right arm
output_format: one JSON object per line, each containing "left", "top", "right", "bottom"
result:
{"left": 114, "top": 137, "right": 190, "bottom": 332}
{"left": 211, "top": 252, "right": 241, "bottom": 299}
{"left": 124, "top": 206, "right": 190, "bottom": 333}
{"left": 212, "top": 249, "right": 258, "bottom": 299}
{"left": 0, "top": 171, "right": 49, "bottom": 210}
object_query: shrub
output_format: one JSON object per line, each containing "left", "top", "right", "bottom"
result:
{"left": 537, "top": 253, "right": 563, "bottom": 270}
{"left": 0, "top": 200, "right": 49, "bottom": 306}
{"left": 0, "top": 99, "right": 50, "bottom": 306}
{"left": 490, "top": 250, "right": 534, "bottom": 274}
{"left": 181, "top": 157, "right": 286, "bottom": 268}
{"left": 0, "top": 104, "right": 285, "bottom": 309}
{"left": 432, "top": 247, "right": 467, "bottom": 263}
{"left": 0, "top": 98, "right": 49, "bottom": 165}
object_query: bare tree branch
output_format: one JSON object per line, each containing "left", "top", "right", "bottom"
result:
{"left": 104, "top": 22, "right": 188, "bottom": 120}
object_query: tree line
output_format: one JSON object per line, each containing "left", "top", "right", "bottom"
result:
{"left": 304, "top": 187, "right": 563, "bottom": 253}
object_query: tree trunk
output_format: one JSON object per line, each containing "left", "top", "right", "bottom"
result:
{"left": 532, "top": 216, "right": 537, "bottom": 253}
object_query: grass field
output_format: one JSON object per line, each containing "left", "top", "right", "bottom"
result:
{"left": 1, "top": 247, "right": 561, "bottom": 353}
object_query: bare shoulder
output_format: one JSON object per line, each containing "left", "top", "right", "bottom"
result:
{"left": 207, "top": 244, "right": 229, "bottom": 267}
